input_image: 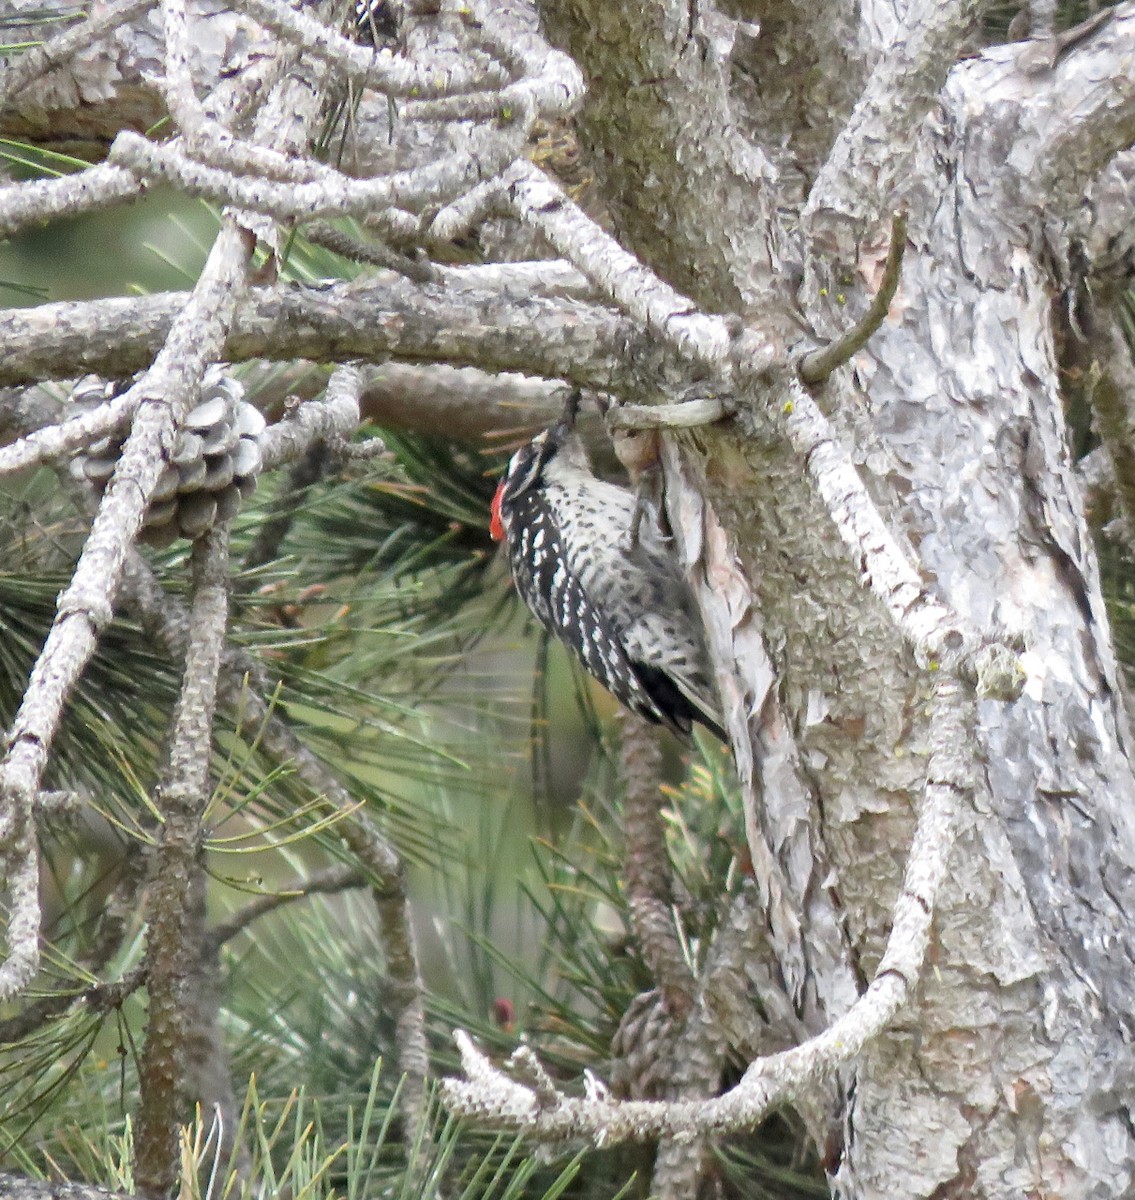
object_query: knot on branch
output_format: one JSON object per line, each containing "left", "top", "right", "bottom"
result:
{"left": 57, "top": 593, "right": 115, "bottom": 633}
{"left": 965, "top": 639, "right": 1028, "bottom": 702}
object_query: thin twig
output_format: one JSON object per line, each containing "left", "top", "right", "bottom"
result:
{"left": 0, "top": 963, "right": 148, "bottom": 1045}
{"left": 303, "top": 222, "right": 439, "bottom": 282}
{"left": 205, "top": 864, "right": 368, "bottom": 953}
{"left": 798, "top": 209, "right": 908, "bottom": 384}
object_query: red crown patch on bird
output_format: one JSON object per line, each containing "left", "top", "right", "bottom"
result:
{"left": 489, "top": 480, "right": 506, "bottom": 541}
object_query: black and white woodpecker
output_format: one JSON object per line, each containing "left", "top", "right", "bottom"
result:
{"left": 490, "top": 402, "right": 726, "bottom": 743}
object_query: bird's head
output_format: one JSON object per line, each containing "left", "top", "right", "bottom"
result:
{"left": 490, "top": 397, "right": 584, "bottom": 542}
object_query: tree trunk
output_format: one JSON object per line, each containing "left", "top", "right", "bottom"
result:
{"left": 540, "top": 2, "right": 1135, "bottom": 1194}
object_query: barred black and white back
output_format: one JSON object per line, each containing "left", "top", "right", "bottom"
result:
{"left": 490, "top": 419, "right": 726, "bottom": 742}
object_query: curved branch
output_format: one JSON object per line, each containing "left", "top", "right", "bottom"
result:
{"left": 108, "top": 111, "right": 532, "bottom": 222}
{"left": 204, "top": 864, "right": 367, "bottom": 953}
{"left": 443, "top": 675, "right": 973, "bottom": 1142}
{"left": 799, "top": 208, "right": 908, "bottom": 384}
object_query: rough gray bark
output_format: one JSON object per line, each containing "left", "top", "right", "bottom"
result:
{"left": 534, "top": 2, "right": 1135, "bottom": 1196}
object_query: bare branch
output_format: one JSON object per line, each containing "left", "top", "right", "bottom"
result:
{"left": 0, "top": 273, "right": 640, "bottom": 391}
{"left": 0, "top": 165, "right": 147, "bottom": 241}
{"left": 467, "top": 0, "right": 583, "bottom": 119}
{"left": 244, "top": 365, "right": 369, "bottom": 573}
{"left": 430, "top": 178, "right": 506, "bottom": 243}
{"left": 777, "top": 375, "right": 1023, "bottom": 694}
{"left": 0, "top": 1174, "right": 132, "bottom": 1200}
{"left": 0, "top": 822, "right": 39, "bottom": 1002}
{"left": 258, "top": 365, "right": 365, "bottom": 470}
{"left": 108, "top": 108, "right": 533, "bottom": 223}
{"left": 236, "top": 0, "right": 509, "bottom": 98}
{"left": 362, "top": 363, "right": 564, "bottom": 437}
{"left": 799, "top": 208, "right": 908, "bottom": 385}
{"left": 501, "top": 161, "right": 748, "bottom": 369}
{"left": 0, "top": 964, "right": 147, "bottom": 1046}
{"left": 302, "top": 222, "right": 438, "bottom": 282}
{"left": 0, "top": 387, "right": 135, "bottom": 479}
{"left": 135, "top": 525, "right": 231, "bottom": 1196}
{"left": 0, "top": 11, "right": 292, "bottom": 240}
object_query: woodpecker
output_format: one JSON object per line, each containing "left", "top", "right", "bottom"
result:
{"left": 490, "top": 410, "right": 726, "bottom": 743}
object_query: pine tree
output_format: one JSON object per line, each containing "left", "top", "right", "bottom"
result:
{"left": 0, "top": 2, "right": 1134, "bottom": 1198}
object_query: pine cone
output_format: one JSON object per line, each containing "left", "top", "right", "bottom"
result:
{"left": 610, "top": 989, "right": 681, "bottom": 1100}
{"left": 71, "top": 369, "right": 266, "bottom": 546}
